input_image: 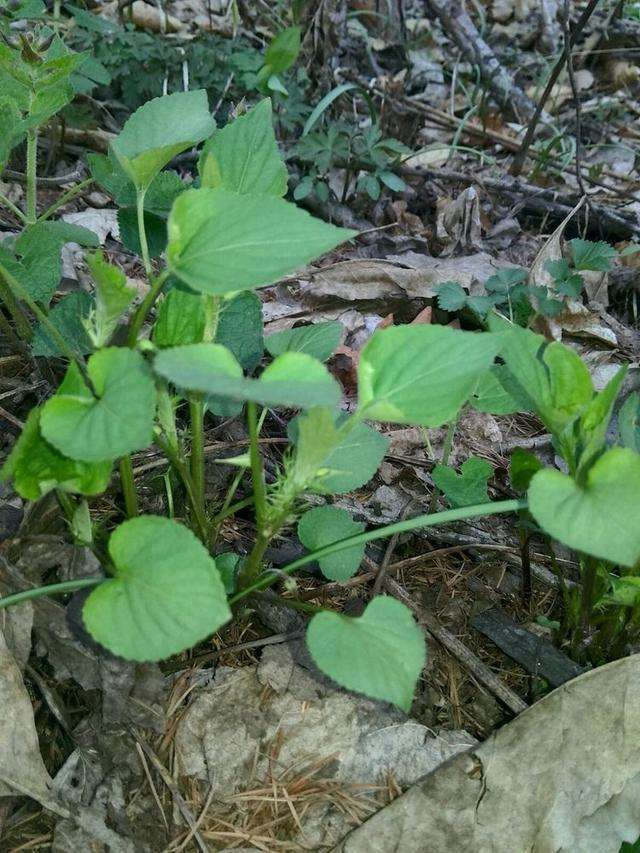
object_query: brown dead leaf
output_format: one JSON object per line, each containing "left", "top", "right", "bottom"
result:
{"left": 411, "top": 306, "right": 433, "bottom": 324}
{"left": 436, "top": 186, "right": 483, "bottom": 256}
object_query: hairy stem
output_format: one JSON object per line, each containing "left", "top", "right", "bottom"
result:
{"left": 25, "top": 129, "right": 38, "bottom": 224}
{"left": 247, "top": 401, "right": 267, "bottom": 528}
{"left": 136, "top": 188, "right": 152, "bottom": 277}
{"left": 231, "top": 499, "right": 526, "bottom": 604}
{"left": 189, "top": 395, "right": 205, "bottom": 519}
{"left": 127, "top": 270, "right": 169, "bottom": 346}
{"left": 0, "top": 273, "right": 33, "bottom": 342}
{"left": 0, "top": 190, "right": 27, "bottom": 224}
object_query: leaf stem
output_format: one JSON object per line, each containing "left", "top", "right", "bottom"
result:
{"left": 119, "top": 455, "right": 139, "bottom": 518}
{"left": 136, "top": 188, "right": 152, "bottom": 278}
{"left": 155, "top": 433, "right": 209, "bottom": 544}
{"left": 127, "top": 269, "right": 169, "bottom": 346}
{"left": 189, "top": 395, "right": 205, "bottom": 517}
{"left": 247, "top": 401, "right": 267, "bottom": 528}
{"left": 0, "top": 577, "right": 102, "bottom": 611}
{"left": 231, "top": 499, "right": 526, "bottom": 604}
{"left": 25, "top": 129, "right": 38, "bottom": 224}
{"left": 0, "top": 190, "right": 27, "bottom": 223}
{"left": 0, "top": 271, "right": 33, "bottom": 342}
{"left": 38, "top": 178, "right": 94, "bottom": 223}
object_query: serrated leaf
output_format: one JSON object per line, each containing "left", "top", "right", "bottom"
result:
{"left": 298, "top": 505, "right": 365, "bottom": 581}
{"left": 41, "top": 348, "right": 157, "bottom": 463}
{"left": 83, "top": 516, "right": 231, "bottom": 661}
{"left": 484, "top": 267, "right": 528, "bottom": 294}
{"left": 86, "top": 250, "right": 136, "bottom": 348}
{"left": 32, "top": 291, "right": 93, "bottom": 357}
{"left": 199, "top": 99, "right": 287, "bottom": 197}
{"left": 619, "top": 392, "right": 640, "bottom": 453}
{"left": 0, "top": 408, "right": 111, "bottom": 501}
{"left": 306, "top": 596, "right": 426, "bottom": 710}
{"left": 167, "top": 187, "right": 355, "bottom": 296}
{"left": 432, "top": 457, "right": 492, "bottom": 508}
{"left": 265, "top": 321, "right": 342, "bottom": 362}
{"left": 153, "top": 285, "right": 206, "bottom": 348}
{"left": 528, "top": 448, "right": 640, "bottom": 568}
{"left": 110, "top": 90, "right": 214, "bottom": 192}
{"left": 358, "top": 325, "right": 501, "bottom": 427}
{"left": 434, "top": 280, "right": 468, "bottom": 311}
{"left": 570, "top": 239, "right": 617, "bottom": 272}
{"left": 216, "top": 291, "right": 264, "bottom": 372}
{"left": 154, "top": 343, "right": 340, "bottom": 409}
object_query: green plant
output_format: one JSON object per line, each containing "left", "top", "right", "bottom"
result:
{"left": 1, "top": 76, "right": 639, "bottom": 708}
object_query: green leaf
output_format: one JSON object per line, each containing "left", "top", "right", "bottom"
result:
{"left": 167, "top": 187, "right": 355, "bottom": 296}
{"left": 484, "top": 267, "right": 528, "bottom": 294}
{"left": 40, "top": 348, "right": 157, "bottom": 463}
{"left": 110, "top": 90, "right": 214, "bottom": 192}
{"left": 543, "top": 342, "right": 593, "bottom": 432}
{"left": 265, "top": 321, "right": 342, "bottom": 362}
{"left": 528, "top": 448, "right": 640, "bottom": 568}
{"left": 264, "top": 26, "right": 301, "bottom": 74}
{"left": 619, "top": 392, "right": 640, "bottom": 452}
{"left": 432, "top": 457, "right": 492, "bottom": 508}
{"left": 86, "top": 250, "right": 136, "bottom": 348}
{"left": 306, "top": 596, "right": 426, "bottom": 710}
{"left": 298, "top": 505, "right": 365, "bottom": 581}
{"left": 154, "top": 343, "right": 341, "bottom": 409}
{"left": 32, "top": 291, "right": 93, "bottom": 357}
{"left": 1, "top": 408, "right": 111, "bottom": 501}
{"left": 215, "top": 553, "right": 241, "bottom": 595}
{"left": 509, "top": 448, "right": 543, "bottom": 492}
{"left": 216, "top": 291, "right": 264, "bottom": 372}
{"left": 199, "top": 99, "right": 287, "bottom": 197}
{"left": 15, "top": 221, "right": 99, "bottom": 305}
{"left": 358, "top": 325, "right": 502, "bottom": 427}
{"left": 0, "top": 97, "right": 26, "bottom": 170}
{"left": 598, "top": 576, "right": 640, "bottom": 608}
{"left": 435, "top": 280, "right": 467, "bottom": 311}
{"left": 470, "top": 365, "right": 530, "bottom": 415}
{"left": 153, "top": 285, "right": 206, "bottom": 348}
{"left": 545, "top": 259, "right": 584, "bottom": 298}
{"left": 82, "top": 516, "right": 231, "bottom": 661}
{"left": 577, "top": 366, "right": 627, "bottom": 473}
{"left": 570, "top": 239, "right": 617, "bottom": 272}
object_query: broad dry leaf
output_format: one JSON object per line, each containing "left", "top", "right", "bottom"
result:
{"left": 334, "top": 655, "right": 640, "bottom": 853}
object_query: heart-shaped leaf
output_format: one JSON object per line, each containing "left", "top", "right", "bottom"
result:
{"left": 199, "top": 99, "right": 287, "bottom": 197}
{"left": 111, "top": 90, "right": 214, "bottom": 191}
{"left": 167, "top": 187, "right": 355, "bottom": 295}
{"left": 528, "top": 448, "right": 640, "bottom": 567}
{"left": 154, "top": 344, "right": 340, "bottom": 410}
{"left": 265, "top": 321, "right": 343, "bottom": 362}
{"left": 358, "top": 325, "right": 501, "bottom": 427}
{"left": 298, "top": 505, "right": 365, "bottom": 581}
{"left": 41, "top": 348, "right": 157, "bottom": 463}
{"left": 306, "top": 596, "right": 426, "bottom": 710}
{"left": 82, "top": 516, "right": 231, "bottom": 661}
{"left": 432, "top": 457, "right": 492, "bottom": 508}
{"left": 1, "top": 408, "right": 112, "bottom": 501}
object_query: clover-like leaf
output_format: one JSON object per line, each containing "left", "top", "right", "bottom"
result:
{"left": 1, "top": 408, "right": 111, "bottom": 501}
{"left": 199, "top": 99, "right": 287, "bottom": 197}
{"left": 154, "top": 344, "right": 340, "bottom": 409}
{"left": 110, "top": 90, "right": 214, "bottom": 192}
{"left": 167, "top": 188, "right": 355, "bottom": 296}
{"left": 434, "top": 280, "right": 467, "bottom": 311}
{"left": 82, "top": 516, "right": 231, "bottom": 661}
{"left": 528, "top": 448, "right": 640, "bottom": 568}
{"left": 570, "top": 239, "right": 617, "bottom": 272}
{"left": 358, "top": 325, "right": 501, "bottom": 427}
{"left": 432, "top": 457, "right": 493, "bottom": 508}
{"left": 298, "top": 505, "right": 365, "bottom": 581}
{"left": 306, "top": 596, "right": 426, "bottom": 710}
{"left": 41, "top": 348, "right": 157, "bottom": 463}
{"left": 265, "top": 321, "right": 342, "bottom": 362}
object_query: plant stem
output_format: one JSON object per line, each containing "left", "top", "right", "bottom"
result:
{"left": 38, "top": 178, "right": 94, "bottom": 223}
{"left": 119, "top": 456, "right": 139, "bottom": 518}
{"left": 189, "top": 395, "right": 205, "bottom": 517}
{"left": 210, "top": 494, "right": 254, "bottom": 526}
{"left": 0, "top": 260, "right": 94, "bottom": 390}
{"left": 0, "top": 190, "right": 27, "bottom": 224}
{"left": 0, "top": 577, "right": 102, "bottom": 611}
{"left": 155, "top": 433, "right": 209, "bottom": 543}
{"left": 136, "top": 189, "right": 152, "bottom": 278}
{"left": 428, "top": 418, "right": 456, "bottom": 513}
{"left": 0, "top": 273, "right": 33, "bottom": 342}
{"left": 231, "top": 499, "right": 526, "bottom": 604}
{"left": 25, "top": 129, "right": 38, "bottom": 224}
{"left": 127, "top": 270, "right": 169, "bottom": 346}
{"left": 247, "top": 401, "right": 267, "bottom": 528}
